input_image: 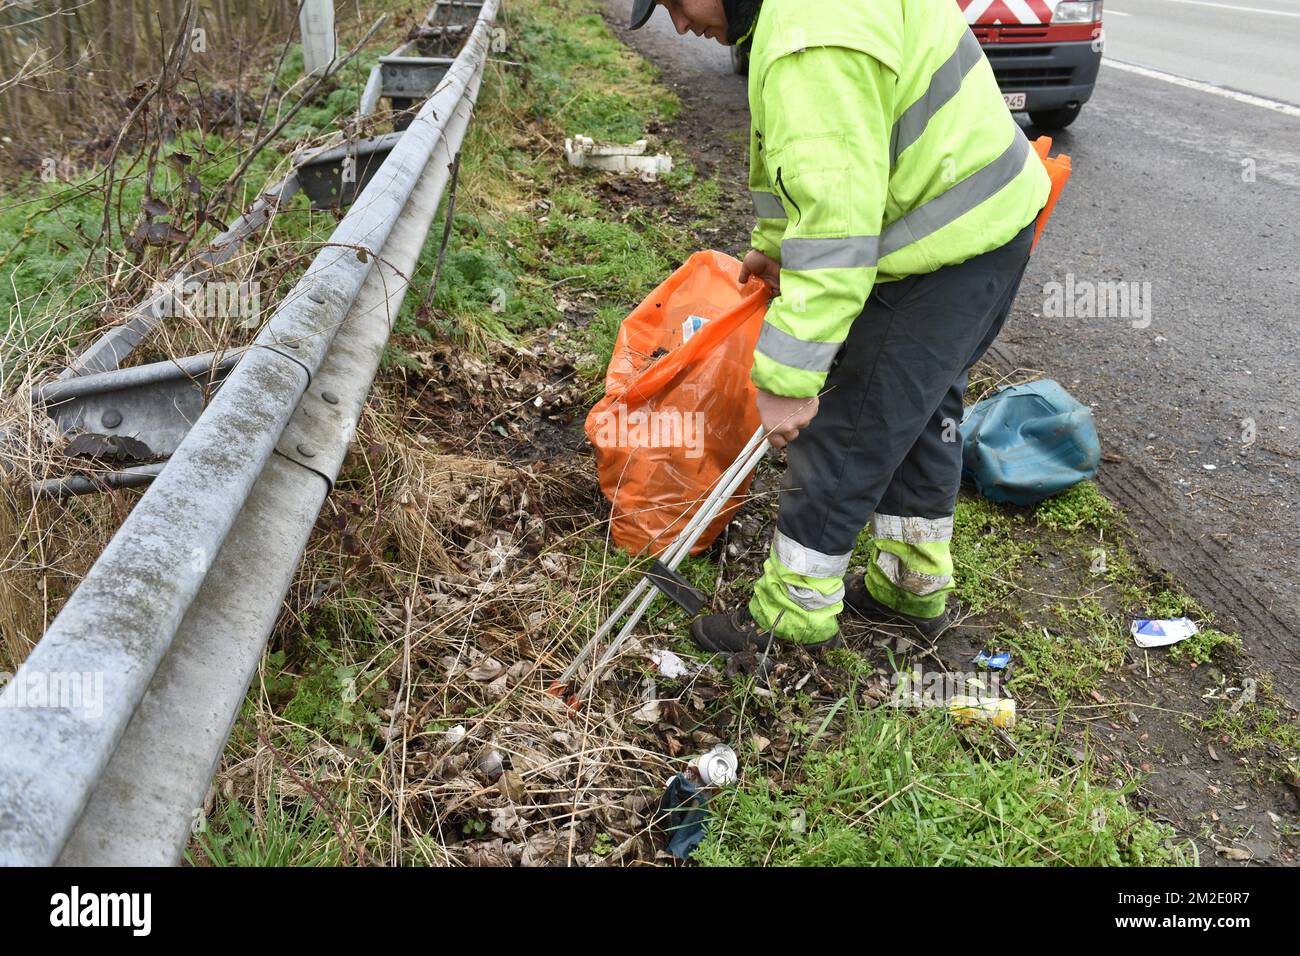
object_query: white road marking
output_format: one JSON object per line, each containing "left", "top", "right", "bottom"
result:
{"left": 1149, "top": 0, "right": 1300, "bottom": 16}
{"left": 1105, "top": 8, "right": 1133, "bottom": 14}
{"left": 1103, "top": 58, "right": 1300, "bottom": 116}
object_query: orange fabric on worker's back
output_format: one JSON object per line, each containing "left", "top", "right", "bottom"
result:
{"left": 585, "top": 251, "right": 770, "bottom": 557}
{"left": 1030, "top": 136, "right": 1071, "bottom": 251}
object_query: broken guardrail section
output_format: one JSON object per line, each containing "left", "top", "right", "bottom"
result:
{"left": 31, "top": 2, "right": 481, "bottom": 498}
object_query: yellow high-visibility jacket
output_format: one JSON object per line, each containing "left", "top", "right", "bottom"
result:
{"left": 746, "top": 0, "right": 1051, "bottom": 397}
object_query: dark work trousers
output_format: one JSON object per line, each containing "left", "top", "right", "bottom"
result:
{"left": 752, "top": 221, "right": 1036, "bottom": 641}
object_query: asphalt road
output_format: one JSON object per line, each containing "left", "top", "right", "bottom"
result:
{"left": 1104, "top": 0, "right": 1300, "bottom": 105}
{"left": 606, "top": 3, "right": 1300, "bottom": 681}
{"left": 1009, "top": 58, "right": 1300, "bottom": 676}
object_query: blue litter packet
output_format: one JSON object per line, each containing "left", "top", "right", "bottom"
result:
{"left": 680, "top": 314, "right": 709, "bottom": 342}
{"left": 1130, "top": 617, "right": 1198, "bottom": 647}
{"left": 974, "top": 650, "right": 1011, "bottom": 670}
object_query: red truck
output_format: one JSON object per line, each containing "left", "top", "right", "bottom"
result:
{"left": 731, "top": 0, "right": 1103, "bottom": 130}
{"left": 960, "top": 0, "right": 1103, "bottom": 129}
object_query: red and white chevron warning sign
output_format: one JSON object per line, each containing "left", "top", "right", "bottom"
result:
{"left": 957, "top": 0, "right": 1062, "bottom": 24}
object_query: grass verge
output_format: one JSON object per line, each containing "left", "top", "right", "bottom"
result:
{"left": 696, "top": 704, "right": 1187, "bottom": 866}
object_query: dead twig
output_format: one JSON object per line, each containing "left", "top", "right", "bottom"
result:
{"left": 218, "top": 14, "right": 388, "bottom": 208}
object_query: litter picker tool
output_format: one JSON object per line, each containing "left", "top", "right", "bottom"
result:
{"left": 554, "top": 426, "right": 769, "bottom": 700}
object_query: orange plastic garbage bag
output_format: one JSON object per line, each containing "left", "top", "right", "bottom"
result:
{"left": 1030, "top": 135, "right": 1072, "bottom": 251}
{"left": 585, "top": 250, "right": 770, "bottom": 558}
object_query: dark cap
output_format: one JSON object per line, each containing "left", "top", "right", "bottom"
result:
{"left": 629, "top": 0, "right": 656, "bottom": 29}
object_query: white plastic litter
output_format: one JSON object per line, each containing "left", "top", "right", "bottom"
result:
{"left": 680, "top": 314, "right": 709, "bottom": 342}
{"left": 478, "top": 748, "right": 504, "bottom": 781}
{"left": 649, "top": 648, "right": 692, "bottom": 679}
{"left": 564, "top": 134, "right": 673, "bottom": 179}
{"left": 1228, "top": 677, "right": 1258, "bottom": 715}
{"left": 443, "top": 724, "right": 467, "bottom": 746}
{"left": 631, "top": 677, "right": 660, "bottom": 724}
{"left": 1130, "top": 617, "right": 1199, "bottom": 648}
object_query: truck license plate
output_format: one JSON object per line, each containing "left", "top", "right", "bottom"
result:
{"left": 1002, "top": 92, "right": 1027, "bottom": 110}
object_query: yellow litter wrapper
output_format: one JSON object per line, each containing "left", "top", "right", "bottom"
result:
{"left": 949, "top": 695, "right": 1016, "bottom": 729}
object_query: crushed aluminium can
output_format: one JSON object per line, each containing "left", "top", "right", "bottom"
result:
{"left": 694, "top": 744, "right": 739, "bottom": 787}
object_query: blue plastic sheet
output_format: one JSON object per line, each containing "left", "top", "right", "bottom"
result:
{"left": 658, "top": 774, "right": 710, "bottom": 859}
{"left": 960, "top": 379, "right": 1101, "bottom": 506}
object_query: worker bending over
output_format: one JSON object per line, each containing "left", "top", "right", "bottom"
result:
{"left": 628, "top": 0, "right": 1049, "bottom": 650}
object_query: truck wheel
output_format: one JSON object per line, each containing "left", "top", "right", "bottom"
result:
{"left": 1028, "top": 103, "right": 1082, "bottom": 130}
{"left": 730, "top": 44, "right": 749, "bottom": 75}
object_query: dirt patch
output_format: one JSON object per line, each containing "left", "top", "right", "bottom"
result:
{"left": 397, "top": 334, "right": 592, "bottom": 464}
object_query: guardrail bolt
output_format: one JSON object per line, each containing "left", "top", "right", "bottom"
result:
{"left": 296, "top": 443, "right": 316, "bottom": 458}
{"left": 322, "top": 390, "right": 340, "bottom": 405}
{"left": 309, "top": 289, "right": 327, "bottom": 304}
{"left": 101, "top": 410, "right": 123, "bottom": 429}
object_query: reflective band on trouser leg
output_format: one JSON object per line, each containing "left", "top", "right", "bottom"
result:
{"left": 749, "top": 531, "right": 849, "bottom": 644}
{"left": 864, "top": 513, "right": 954, "bottom": 619}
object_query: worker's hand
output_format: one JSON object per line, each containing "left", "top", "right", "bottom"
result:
{"left": 756, "top": 388, "right": 819, "bottom": 450}
{"left": 738, "top": 250, "right": 781, "bottom": 293}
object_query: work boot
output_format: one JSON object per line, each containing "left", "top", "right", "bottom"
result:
{"left": 690, "top": 608, "right": 775, "bottom": 654}
{"left": 691, "top": 608, "right": 842, "bottom": 654}
{"left": 800, "top": 631, "right": 843, "bottom": 652}
{"left": 843, "top": 574, "right": 950, "bottom": 641}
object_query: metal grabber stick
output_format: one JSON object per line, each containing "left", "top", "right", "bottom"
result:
{"left": 555, "top": 426, "right": 770, "bottom": 695}
{"left": 584, "top": 434, "right": 770, "bottom": 693}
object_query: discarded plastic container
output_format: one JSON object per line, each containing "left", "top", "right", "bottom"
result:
{"left": 960, "top": 379, "right": 1101, "bottom": 506}
{"left": 949, "top": 695, "right": 1016, "bottom": 728}
{"left": 564, "top": 135, "right": 672, "bottom": 179}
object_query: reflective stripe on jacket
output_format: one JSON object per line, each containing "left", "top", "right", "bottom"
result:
{"left": 746, "top": 0, "right": 1051, "bottom": 397}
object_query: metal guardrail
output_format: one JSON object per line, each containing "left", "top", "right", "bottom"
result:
{"left": 0, "top": 0, "right": 499, "bottom": 866}
{"left": 52, "top": 1, "right": 477, "bottom": 383}
{"left": 30, "top": 3, "right": 477, "bottom": 498}
{"left": 56, "top": 175, "right": 302, "bottom": 380}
